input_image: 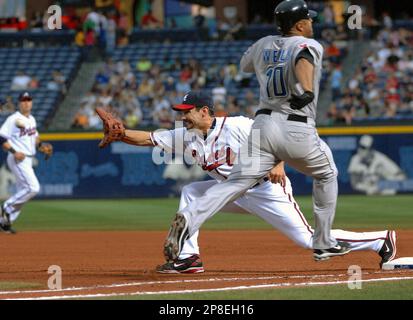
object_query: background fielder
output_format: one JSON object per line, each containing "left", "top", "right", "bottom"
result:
{"left": 0, "top": 92, "right": 53, "bottom": 233}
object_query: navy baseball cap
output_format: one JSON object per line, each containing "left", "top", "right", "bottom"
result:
{"left": 173, "top": 91, "right": 214, "bottom": 111}
{"left": 19, "top": 92, "right": 33, "bottom": 101}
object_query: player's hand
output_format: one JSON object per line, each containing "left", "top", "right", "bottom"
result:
{"left": 268, "top": 161, "right": 286, "bottom": 187}
{"left": 289, "top": 91, "right": 314, "bottom": 110}
{"left": 14, "top": 152, "right": 25, "bottom": 162}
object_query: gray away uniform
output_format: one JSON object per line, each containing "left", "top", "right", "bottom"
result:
{"left": 179, "top": 35, "right": 338, "bottom": 249}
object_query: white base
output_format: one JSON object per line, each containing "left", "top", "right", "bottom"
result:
{"left": 382, "top": 257, "right": 413, "bottom": 270}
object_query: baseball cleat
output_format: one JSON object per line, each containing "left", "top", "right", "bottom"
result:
{"left": 164, "top": 214, "right": 189, "bottom": 262}
{"left": 379, "top": 230, "right": 397, "bottom": 268}
{"left": 156, "top": 254, "right": 205, "bottom": 274}
{"left": 0, "top": 204, "right": 15, "bottom": 234}
{"left": 0, "top": 223, "right": 16, "bottom": 234}
{"left": 313, "top": 241, "right": 351, "bottom": 261}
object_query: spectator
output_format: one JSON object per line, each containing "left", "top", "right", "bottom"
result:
{"left": 124, "top": 108, "right": 141, "bottom": 128}
{"left": 175, "top": 79, "right": 191, "bottom": 97}
{"left": 28, "top": 77, "right": 40, "bottom": 89}
{"left": 223, "top": 18, "right": 244, "bottom": 41}
{"left": 136, "top": 57, "right": 152, "bottom": 72}
{"left": 106, "top": 12, "right": 117, "bottom": 54}
{"left": 193, "top": 7, "right": 206, "bottom": 40}
{"left": 0, "top": 96, "right": 15, "bottom": 114}
{"left": 75, "top": 27, "right": 85, "bottom": 46}
{"left": 382, "top": 12, "right": 393, "bottom": 29}
{"left": 30, "top": 12, "right": 43, "bottom": 30}
{"left": 71, "top": 105, "right": 89, "bottom": 129}
{"left": 323, "top": 5, "right": 335, "bottom": 25}
{"left": 212, "top": 81, "right": 227, "bottom": 104}
{"left": 214, "top": 102, "right": 227, "bottom": 117}
{"left": 141, "top": 10, "right": 162, "bottom": 29}
{"left": 11, "top": 71, "right": 31, "bottom": 90}
{"left": 47, "top": 71, "right": 66, "bottom": 93}
{"left": 137, "top": 76, "right": 154, "bottom": 98}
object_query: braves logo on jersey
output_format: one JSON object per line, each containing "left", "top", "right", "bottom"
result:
{"left": 192, "top": 145, "right": 236, "bottom": 172}
{"left": 19, "top": 127, "right": 36, "bottom": 137}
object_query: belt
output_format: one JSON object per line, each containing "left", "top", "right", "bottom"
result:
{"left": 255, "top": 109, "right": 308, "bottom": 123}
{"left": 252, "top": 177, "right": 269, "bottom": 188}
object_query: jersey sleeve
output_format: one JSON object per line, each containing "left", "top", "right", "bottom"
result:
{"left": 240, "top": 40, "right": 260, "bottom": 73}
{"left": 151, "top": 127, "right": 187, "bottom": 154}
{"left": 0, "top": 116, "right": 13, "bottom": 140}
{"left": 293, "top": 38, "right": 323, "bottom": 66}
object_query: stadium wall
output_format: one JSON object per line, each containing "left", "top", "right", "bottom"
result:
{"left": 1, "top": 127, "right": 412, "bottom": 199}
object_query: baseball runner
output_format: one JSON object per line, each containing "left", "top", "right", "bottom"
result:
{"left": 0, "top": 92, "right": 53, "bottom": 233}
{"left": 96, "top": 91, "right": 396, "bottom": 273}
{"left": 162, "top": 0, "right": 351, "bottom": 263}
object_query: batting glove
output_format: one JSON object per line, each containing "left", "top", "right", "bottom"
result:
{"left": 289, "top": 91, "right": 314, "bottom": 110}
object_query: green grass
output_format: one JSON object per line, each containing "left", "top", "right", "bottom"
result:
{"left": 0, "top": 282, "right": 42, "bottom": 291}
{"left": 99, "top": 280, "right": 413, "bottom": 300}
{"left": 12, "top": 195, "right": 413, "bottom": 231}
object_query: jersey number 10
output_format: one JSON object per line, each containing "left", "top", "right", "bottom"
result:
{"left": 266, "top": 66, "right": 287, "bottom": 98}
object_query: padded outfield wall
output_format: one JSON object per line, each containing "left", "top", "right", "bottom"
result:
{"left": 0, "top": 126, "right": 412, "bottom": 199}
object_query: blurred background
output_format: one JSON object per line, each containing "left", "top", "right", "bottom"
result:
{"left": 0, "top": 0, "right": 412, "bottom": 199}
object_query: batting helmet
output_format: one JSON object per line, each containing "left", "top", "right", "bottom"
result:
{"left": 274, "top": 0, "right": 317, "bottom": 34}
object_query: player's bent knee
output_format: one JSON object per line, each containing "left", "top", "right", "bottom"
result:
{"left": 29, "top": 184, "right": 40, "bottom": 195}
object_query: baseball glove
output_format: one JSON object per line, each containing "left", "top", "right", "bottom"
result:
{"left": 95, "top": 107, "right": 125, "bottom": 148}
{"left": 38, "top": 142, "right": 53, "bottom": 160}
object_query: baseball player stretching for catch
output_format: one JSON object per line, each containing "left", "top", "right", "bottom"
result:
{"left": 162, "top": 0, "right": 353, "bottom": 263}
{"left": 0, "top": 92, "right": 53, "bottom": 233}
{"left": 96, "top": 91, "right": 396, "bottom": 273}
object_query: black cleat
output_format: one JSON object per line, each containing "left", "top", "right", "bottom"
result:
{"left": 0, "top": 223, "right": 16, "bottom": 234}
{"left": 156, "top": 254, "right": 204, "bottom": 274}
{"left": 0, "top": 204, "right": 15, "bottom": 234}
{"left": 379, "top": 230, "right": 397, "bottom": 268}
{"left": 164, "top": 214, "right": 189, "bottom": 262}
{"left": 313, "top": 241, "right": 351, "bottom": 261}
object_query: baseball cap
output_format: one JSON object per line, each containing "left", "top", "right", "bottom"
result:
{"left": 19, "top": 92, "right": 33, "bottom": 101}
{"left": 172, "top": 91, "right": 214, "bottom": 111}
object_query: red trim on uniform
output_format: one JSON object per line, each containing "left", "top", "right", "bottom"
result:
{"left": 282, "top": 187, "right": 313, "bottom": 235}
{"left": 213, "top": 117, "right": 227, "bottom": 144}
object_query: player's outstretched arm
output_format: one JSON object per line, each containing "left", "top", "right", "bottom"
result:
{"left": 121, "top": 130, "right": 154, "bottom": 147}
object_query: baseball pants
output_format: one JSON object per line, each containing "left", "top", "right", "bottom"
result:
{"left": 179, "top": 112, "right": 341, "bottom": 249}
{"left": 179, "top": 179, "right": 386, "bottom": 259}
{"left": 0, "top": 154, "right": 40, "bottom": 224}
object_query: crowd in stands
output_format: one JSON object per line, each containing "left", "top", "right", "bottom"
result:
{"left": 327, "top": 28, "right": 413, "bottom": 124}
{"left": 71, "top": 57, "right": 261, "bottom": 129}
{"left": 10, "top": 70, "right": 67, "bottom": 94}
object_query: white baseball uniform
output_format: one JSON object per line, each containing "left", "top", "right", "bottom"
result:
{"left": 0, "top": 111, "right": 40, "bottom": 224}
{"left": 152, "top": 116, "right": 387, "bottom": 259}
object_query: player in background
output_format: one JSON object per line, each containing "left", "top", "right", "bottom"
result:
{"left": 97, "top": 91, "right": 396, "bottom": 273}
{"left": 164, "top": 0, "right": 351, "bottom": 263}
{"left": 0, "top": 92, "right": 53, "bottom": 233}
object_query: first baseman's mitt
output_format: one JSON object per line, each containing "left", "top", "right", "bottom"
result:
{"left": 95, "top": 107, "right": 125, "bottom": 148}
{"left": 38, "top": 142, "right": 53, "bottom": 160}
